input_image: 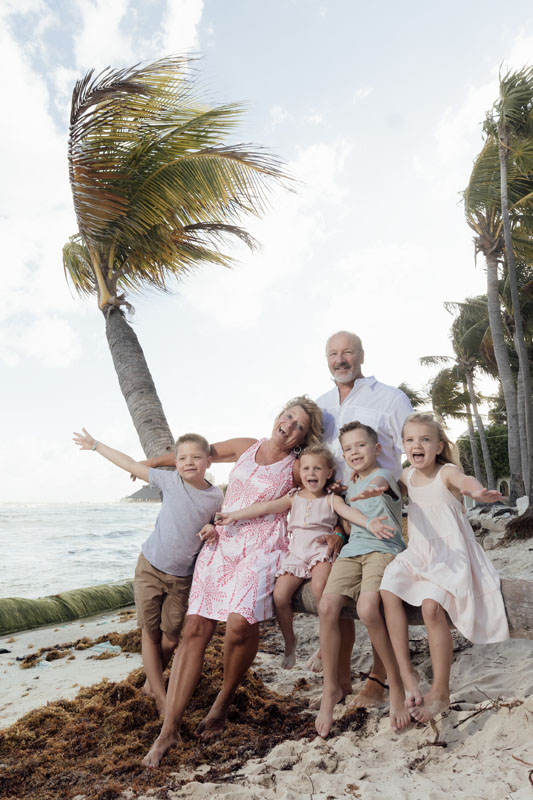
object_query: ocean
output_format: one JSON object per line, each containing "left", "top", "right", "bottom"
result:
{"left": 0, "top": 502, "right": 161, "bottom": 599}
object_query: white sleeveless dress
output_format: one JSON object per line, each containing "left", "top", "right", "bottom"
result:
{"left": 380, "top": 464, "right": 509, "bottom": 644}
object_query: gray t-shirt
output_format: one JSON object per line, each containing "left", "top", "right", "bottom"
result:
{"left": 141, "top": 468, "right": 223, "bottom": 577}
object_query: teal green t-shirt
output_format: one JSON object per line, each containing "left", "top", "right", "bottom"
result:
{"left": 339, "top": 468, "right": 405, "bottom": 558}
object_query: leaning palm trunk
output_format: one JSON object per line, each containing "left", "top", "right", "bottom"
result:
{"left": 464, "top": 371, "right": 494, "bottom": 488}
{"left": 105, "top": 308, "right": 174, "bottom": 457}
{"left": 499, "top": 126, "right": 533, "bottom": 499}
{"left": 515, "top": 348, "right": 531, "bottom": 495}
{"left": 463, "top": 389, "right": 483, "bottom": 483}
{"left": 484, "top": 252, "right": 524, "bottom": 500}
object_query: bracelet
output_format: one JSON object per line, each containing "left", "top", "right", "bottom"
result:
{"left": 91, "top": 441, "right": 98, "bottom": 451}
{"left": 365, "top": 518, "right": 373, "bottom": 531}
{"left": 334, "top": 531, "right": 347, "bottom": 541}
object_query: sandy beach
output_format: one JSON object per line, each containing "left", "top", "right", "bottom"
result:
{"left": 1, "top": 538, "right": 532, "bottom": 799}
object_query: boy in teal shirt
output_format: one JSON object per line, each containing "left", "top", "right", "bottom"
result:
{"left": 315, "top": 421, "right": 409, "bottom": 738}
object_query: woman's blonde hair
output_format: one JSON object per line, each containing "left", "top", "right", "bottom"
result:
{"left": 402, "top": 412, "right": 459, "bottom": 466}
{"left": 277, "top": 395, "right": 324, "bottom": 450}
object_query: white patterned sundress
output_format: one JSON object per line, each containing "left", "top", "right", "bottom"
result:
{"left": 380, "top": 464, "right": 509, "bottom": 644}
{"left": 187, "top": 439, "right": 295, "bottom": 624}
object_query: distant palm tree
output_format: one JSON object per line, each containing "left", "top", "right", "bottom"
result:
{"left": 463, "top": 135, "right": 533, "bottom": 499}
{"left": 396, "top": 382, "right": 427, "bottom": 410}
{"left": 64, "top": 57, "right": 291, "bottom": 456}
{"left": 484, "top": 65, "right": 533, "bottom": 499}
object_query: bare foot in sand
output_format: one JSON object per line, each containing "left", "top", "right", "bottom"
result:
{"left": 142, "top": 731, "right": 179, "bottom": 768}
{"left": 306, "top": 647, "right": 323, "bottom": 673}
{"left": 315, "top": 685, "right": 344, "bottom": 737}
{"left": 389, "top": 684, "right": 411, "bottom": 732}
{"left": 347, "top": 674, "right": 387, "bottom": 709}
{"left": 309, "top": 679, "right": 351, "bottom": 711}
{"left": 402, "top": 669, "right": 423, "bottom": 711}
{"left": 281, "top": 635, "right": 298, "bottom": 669}
{"left": 196, "top": 706, "right": 228, "bottom": 740}
{"left": 410, "top": 689, "right": 449, "bottom": 724}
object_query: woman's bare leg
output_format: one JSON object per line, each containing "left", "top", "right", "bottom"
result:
{"left": 355, "top": 592, "right": 410, "bottom": 731}
{"left": 410, "top": 600, "right": 452, "bottom": 723}
{"left": 197, "top": 613, "right": 260, "bottom": 739}
{"left": 142, "top": 615, "right": 216, "bottom": 768}
{"left": 273, "top": 574, "right": 305, "bottom": 668}
{"left": 381, "top": 589, "right": 421, "bottom": 708}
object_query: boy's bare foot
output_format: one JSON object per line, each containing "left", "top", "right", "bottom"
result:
{"left": 315, "top": 685, "right": 344, "bottom": 738}
{"left": 347, "top": 673, "right": 387, "bottom": 709}
{"left": 410, "top": 689, "right": 449, "bottom": 724}
{"left": 281, "top": 635, "right": 298, "bottom": 669}
{"left": 142, "top": 731, "right": 179, "bottom": 768}
{"left": 389, "top": 684, "right": 411, "bottom": 732}
{"left": 306, "top": 647, "right": 323, "bottom": 673}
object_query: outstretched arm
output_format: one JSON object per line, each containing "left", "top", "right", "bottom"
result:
{"left": 73, "top": 428, "right": 150, "bottom": 482}
{"left": 445, "top": 468, "right": 503, "bottom": 503}
{"left": 332, "top": 495, "right": 395, "bottom": 540}
{"left": 216, "top": 494, "right": 292, "bottom": 526}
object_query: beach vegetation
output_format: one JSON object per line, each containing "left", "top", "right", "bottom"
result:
{"left": 63, "top": 56, "right": 291, "bottom": 457}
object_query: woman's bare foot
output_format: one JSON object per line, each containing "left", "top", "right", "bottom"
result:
{"left": 142, "top": 731, "right": 179, "bottom": 768}
{"left": 348, "top": 673, "right": 387, "bottom": 709}
{"left": 306, "top": 648, "right": 323, "bottom": 673}
{"left": 389, "top": 684, "right": 411, "bottom": 732}
{"left": 281, "top": 635, "right": 298, "bottom": 669}
{"left": 315, "top": 685, "right": 344, "bottom": 738}
{"left": 410, "top": 689, "right": 449, "bottom": 724}
{"left": 196, "top": 706, "right": 228, "bottom": 740}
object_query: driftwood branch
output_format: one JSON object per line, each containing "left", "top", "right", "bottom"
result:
{"left": 291, "top": 577, "right": 533, "bottom": 640}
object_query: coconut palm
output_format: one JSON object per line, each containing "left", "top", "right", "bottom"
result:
{"left": 463, "top": 135, "right": 533, "bottom": 499}
{"left": 63, "top": 57, "right": 291, "bottom": 456}
{"left": 484, "top": 65, "right": 533, "bottom": 499}
{"left": 396, "top": 382, "right": 427, "bottom": 410}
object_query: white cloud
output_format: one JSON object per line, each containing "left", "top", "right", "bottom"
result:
{"left": 0, "top": 317, "right": 81, "bottom": 368}
{"left": 161, "top": 0, "right": 204, "bottom": 53}
{"left": 270, "top": 104, "right": 289, "bottom": 125}
{"left": 354, "top": 87, "right": 373, "bottom": 102}
{"left": 73, "top": 0, "right": 134, "bottom": 70}
{"left": 304, "top": 112, "right": 324, "bottom": 125}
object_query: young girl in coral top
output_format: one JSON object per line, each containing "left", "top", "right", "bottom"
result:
{"left": 216, "top": 444, "right": 394, "bottom": 669}
{"left": 379, "top": 413, "right": 509, "bottom": 723}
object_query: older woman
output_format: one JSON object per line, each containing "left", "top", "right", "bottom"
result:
{"left": 143, "top": 396, "right": 323, "bottom": 768}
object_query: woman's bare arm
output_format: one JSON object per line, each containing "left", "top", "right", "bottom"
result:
{"left": 210, "top": 437, "right": 258, "bottom": 463}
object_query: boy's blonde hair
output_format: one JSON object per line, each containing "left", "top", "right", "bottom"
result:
{"left": 402, "top": 413, "right": 459, "bottom": 466}
{"left": 338, "top": 420, "right": 378, "bottom": 445}
{"left": 175, "top": 433, "right": 211, "bottom": 457}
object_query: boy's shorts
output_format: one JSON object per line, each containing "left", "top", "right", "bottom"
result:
{"left": 323, "top": 552, "right": 396, "bottom": 605}
{"left": 133, "top": 552, "right": 192, "bottom": 640}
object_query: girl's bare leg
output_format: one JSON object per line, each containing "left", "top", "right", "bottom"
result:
{"left": 197, "top": 613, "right": 260, "bottom": 739}
{"left": 273, "top": 574, "right": 305, "bottom": 668}
{"left": 315, "top": 592, "right": 350, "bottom": 737}
{"left": 142, "top": 615, "right": 216, "bottom": 768}
{"left": 411, "top": 600, "right": 452, "bottom": 723}
{"left": 356, "top": 592, "right": 410, "bottom": 731}
{"left": 381, "top": 590, "right": 422, "bottom": 708}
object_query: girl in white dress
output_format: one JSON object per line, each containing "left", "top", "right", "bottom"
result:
{"left": 379, "top": 413, "right": 509, "bottom": 723}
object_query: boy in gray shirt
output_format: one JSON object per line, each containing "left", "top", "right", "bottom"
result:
{"left": 73, "top": 428, "right": 223, "bottom": 715}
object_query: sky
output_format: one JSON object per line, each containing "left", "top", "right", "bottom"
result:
{"left": 1, "top": 0, "right": 532, "bottom": 502}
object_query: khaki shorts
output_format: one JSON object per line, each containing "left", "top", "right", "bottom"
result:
{"left": 323, "top": 552, "right": 396, "bottom": 605}
{"left": 133, "top": 552, "right": 192, "bottom": 640}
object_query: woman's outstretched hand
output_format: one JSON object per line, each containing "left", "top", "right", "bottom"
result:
{"left": 462, "top": 487, "right": 503, "bottom": 503}
{"left": 198, "top": 524, "right": 217, "bottom": 544}
{"left": 73, "top": 427, "right": 95, "bottom": 451}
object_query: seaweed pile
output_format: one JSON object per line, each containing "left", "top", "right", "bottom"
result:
{"left": 0, "top": 626, "right": 331, "bottom": 800}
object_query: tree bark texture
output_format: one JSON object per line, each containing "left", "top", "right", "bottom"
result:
{"left": 104, "top": 307, "right": 175, "bottom": 458}
{"left": 484, "top": 251, "right": 524, "bottom": 500}
{"left": 515, "top": 350, "right": 531, "bottom": 493}
{"left": 499, "top": 127, "right": 533, "bottom": 499}
{"left": 464, "top": 393, "right": 483, "bottom": 483}
{"left": 465, "top": 370, "right": 495, "bottom": 488}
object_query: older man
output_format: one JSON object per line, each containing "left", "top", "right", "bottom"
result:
{"left": 315, "top": 330, "right": 412, "bottom": 709}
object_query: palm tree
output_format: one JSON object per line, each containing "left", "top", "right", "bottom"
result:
{"left": 463, "top": 135, "right": 533, "bottom": 500}
{"left": 396, "top": 382, "right": 427, "bottom": 409}
{"left": 484, "top": 66, "right": 533, "bottom": 499}
{"left": 63, "top": 57, "right": 291, "bottom": 457}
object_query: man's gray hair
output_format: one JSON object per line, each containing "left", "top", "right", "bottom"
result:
{"left": 325, "top": 331, "right": 363, "bottom": 354}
